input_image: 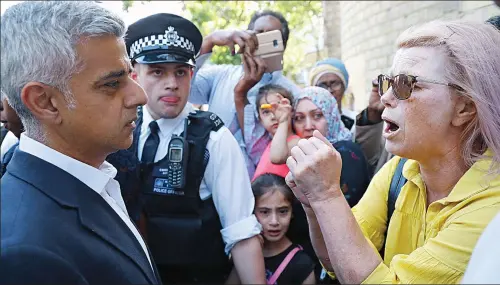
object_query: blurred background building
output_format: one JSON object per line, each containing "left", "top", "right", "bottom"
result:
{"left": 2, "top": 1, "right": 498, "bottom": 112}
{"left": 319, "top": 1, "right": 499, "bottom": 111}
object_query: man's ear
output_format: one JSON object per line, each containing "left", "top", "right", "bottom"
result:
{"left": 20, "top": 82, "right": 63, "bottom": 125}
{"left": 131, "top": 70, "right": 139, "bottom": 81}
{"left": 131, "top": 63, "right": 140, "bottom": 81}
{"left": 451, "top": 96, "right": 477, "bottom": 127}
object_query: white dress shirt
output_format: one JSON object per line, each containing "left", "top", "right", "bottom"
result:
{"left": 462, "top": 212, "right": 500, "bottom": 284}
{"left": 138, "top": 103, "right": 262, "bottom": 254}
{"left": 19, "top": 134, "right": 152, "bottom": 269}
{"left": 1, "top": 131, "right": 19, "bottom": 160}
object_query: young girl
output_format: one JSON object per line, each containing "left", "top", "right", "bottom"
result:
{"left": 251, "top": 84, "right": 300, "bottom": 181}
{"left": 227, "top": 174, "right": 316, "bottom": 285}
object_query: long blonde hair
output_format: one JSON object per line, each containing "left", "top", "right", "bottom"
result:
{"left": 396, "top": 20, "right": 500, "bottom": 174}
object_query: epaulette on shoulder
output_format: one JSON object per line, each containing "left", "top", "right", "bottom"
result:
{"left": 188, "top": 110, "right": 224, "bottom": 132}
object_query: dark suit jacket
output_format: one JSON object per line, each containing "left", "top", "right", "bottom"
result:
{"left": 0, "top": 149, "right": 161, "bottom": 284}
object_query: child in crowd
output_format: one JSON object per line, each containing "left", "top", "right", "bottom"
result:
{"left": 251, "top": 84, "right": 300, "bottom": 181}
{"left": 227, "top": 174, "right": 316, "bottom": 284}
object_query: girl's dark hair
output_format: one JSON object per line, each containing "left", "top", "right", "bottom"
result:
{"left": 247, "top": 10, "right": 290, "bottom": 48}
{"left": 252, "top": 173, "right": 294, "bottom": 204}
{"left": 255, "top": 84, "right": 294, "bottom": 115}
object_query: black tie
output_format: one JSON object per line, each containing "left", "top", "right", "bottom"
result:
{"left": 141, "top": 121, "right": 160, "bottom": 164}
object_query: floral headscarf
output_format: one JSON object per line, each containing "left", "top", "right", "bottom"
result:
{"left": 294, "top": 86, "right": 352, "bottom": 143}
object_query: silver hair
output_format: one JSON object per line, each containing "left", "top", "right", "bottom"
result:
{"left": 1, "top": 1, "right": 125, "bottom": 140}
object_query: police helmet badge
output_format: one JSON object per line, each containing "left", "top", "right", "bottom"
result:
{"left": 165, "top": 26, "right": 179, "bottom": 45}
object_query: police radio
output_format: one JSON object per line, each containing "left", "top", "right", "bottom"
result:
{"left": 167, "top": 119, "right": 189, "bottom": 188}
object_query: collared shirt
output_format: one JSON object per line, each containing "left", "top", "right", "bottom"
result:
{"left": 190, "top": 53, "right": 301, "bottom": 178}
{"left": 137, "top": 103, "right": 262, "bottom": 254}
{"left": 19, "top": 134, "right": 153, "bottom": 269}
{"left": 462, "top": 211, "right": 500, "bottom": 283}
{"left": 326, "top": 150, "right": 500, "bottom": 283}
{"left": 1, "top": 131, "right": 19, "bottom": 160}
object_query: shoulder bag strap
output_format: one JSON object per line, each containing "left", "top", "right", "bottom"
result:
{"left": 267, "top": 245, "right": 303, "bottom": 285}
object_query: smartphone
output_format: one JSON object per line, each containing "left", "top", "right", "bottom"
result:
{"left": 254, "top": 30, "right": 285, "bottom": 73}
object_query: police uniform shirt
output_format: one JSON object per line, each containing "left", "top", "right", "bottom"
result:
{"left": 138, "top": 103, "right": 262, "bottom": 254}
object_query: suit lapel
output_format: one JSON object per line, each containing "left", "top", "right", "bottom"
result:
{"left": 129, "top": 216, "right": 163, "bottom": 284}
{"left": 78, "top": 200, "right": 158, "bottom": 284}
{"left": 7, "top": 150, "right": 157, "bottom": 284}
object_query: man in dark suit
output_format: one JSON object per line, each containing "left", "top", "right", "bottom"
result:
{"left": 0, "top": 2, "right": 159, "bottom": 284}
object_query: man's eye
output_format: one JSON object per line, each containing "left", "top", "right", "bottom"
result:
{"left": 153, "top": 69, "right": 163, "bottom": 76}
{"left": 176, "top": 69, "right": 187, "bottom": 76}
{"left": 104, "top": 81, "right": 119, "bottom": 88}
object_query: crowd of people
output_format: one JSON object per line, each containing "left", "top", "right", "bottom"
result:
{"left": 1, "top": 1, "right": 500, "bottom": 284}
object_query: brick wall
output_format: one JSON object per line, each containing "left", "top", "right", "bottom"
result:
{"left": 322, "top": 1, "right": 499, "bottom": 112}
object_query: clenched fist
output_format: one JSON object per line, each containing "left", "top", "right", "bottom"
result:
{"left": 286, "top": 130, "right": 343, "bottom": 206}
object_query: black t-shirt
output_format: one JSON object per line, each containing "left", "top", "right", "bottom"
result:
{"left": 265, "top": 244, "right": 315, "bottom": 285}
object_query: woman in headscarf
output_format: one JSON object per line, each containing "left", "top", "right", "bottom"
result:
{"left": 292, "top": 86, "right": 369, "bottom": 206}
{"left": 308, "top": 58, "right": 357, "bottom": 131}
{"left": 287, "top": 87, "right": 371, "bottom": 282}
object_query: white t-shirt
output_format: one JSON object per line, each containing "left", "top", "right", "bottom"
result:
{"left": 462, "top": 212, "right": 500, "bottom": 284}
{"left": 1, "top": 131, "right": 19, "bottom": 160}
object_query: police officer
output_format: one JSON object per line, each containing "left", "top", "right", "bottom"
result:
{"left": 108, "top": 13, "right": 266, "bottom": 284}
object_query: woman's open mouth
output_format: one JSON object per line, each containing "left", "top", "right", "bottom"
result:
{"left": 383, "top": 117, "right": 400, "bottom": 138}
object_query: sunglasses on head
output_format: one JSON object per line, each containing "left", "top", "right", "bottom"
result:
{"left": 377, "top": 74, "right": 464, "bottom": 100}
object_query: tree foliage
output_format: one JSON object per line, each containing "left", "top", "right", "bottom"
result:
{"left": 121, "top": 1, "right": 323, "bottom": 82}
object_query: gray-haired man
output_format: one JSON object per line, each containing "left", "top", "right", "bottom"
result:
{"left": 0, "top": 2, "right": 159, "bottom": 284}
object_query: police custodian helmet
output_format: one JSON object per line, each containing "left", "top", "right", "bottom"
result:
{"left": 125, "top": 13, "right": 202, "bottom": 66}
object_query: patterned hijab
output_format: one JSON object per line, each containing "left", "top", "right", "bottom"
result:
{"left": 294, "top": 86, "right": 352, "bottom": 143}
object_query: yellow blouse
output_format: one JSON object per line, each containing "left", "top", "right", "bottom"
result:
{"left": 328, "top": 151, "right": 500, "bottom": 284}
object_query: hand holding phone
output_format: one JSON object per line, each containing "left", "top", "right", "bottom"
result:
{"left": 254, "top": 30, "right": 285, "bottom": 73}
{"left": 235, "top": 54, "right": 267, "bottom": 93}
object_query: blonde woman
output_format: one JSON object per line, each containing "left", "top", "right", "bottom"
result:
{"left": 286, "top": 20, "right": 500, "bottom": 284}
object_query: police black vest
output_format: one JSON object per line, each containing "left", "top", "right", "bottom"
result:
{"left": 107, "top": 107, "right": 228, "bottom": 268}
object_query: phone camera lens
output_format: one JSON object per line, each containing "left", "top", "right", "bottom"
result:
{"left": 273, "top": 40, "right": 278, "bottom": 47}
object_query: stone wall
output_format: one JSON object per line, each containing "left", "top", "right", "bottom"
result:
{"left": 322, "top": 0, "right": 341, "bottom": 59}
{"left": 321, "top": 1, "right": 499, "bottom": 112}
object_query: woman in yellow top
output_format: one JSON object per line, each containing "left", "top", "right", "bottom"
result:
{"left": 284, "top": 20, "right": 500, "bottom": 284}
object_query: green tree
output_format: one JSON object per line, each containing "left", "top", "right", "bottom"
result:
{"left": 120, "top": 1, "right": 323, "bottom": 83}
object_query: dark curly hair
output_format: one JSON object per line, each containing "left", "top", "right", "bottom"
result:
{"left": 247, "top": 10, "right": 290, "bottom": 48}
